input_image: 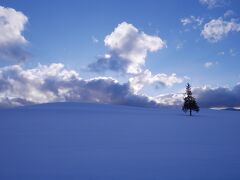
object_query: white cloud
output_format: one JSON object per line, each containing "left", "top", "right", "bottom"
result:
{"left": 0, "top": 6, "right": 29, "bottom": 62}
{"left": 176, "top": 43, "right": 183, "bottom": 50}
{"left": 129, "top": 69, "right": 184, "bottom": 93}
{"left": 218, "top": 51, "right": 225, "bottom": 55}
{"left": 92, "top": 36, "right": 99, "bottom": 43}
{"left": 229, "top": 48, "right": 237, "bottom": 56}
{"left": 224, "top": 10, "right": 235, "bottom": 18}
{"left": 0, "top": 63, "right": 158, "bottom": 108}
{"left": 180, "top": 16, "right": 204, "bottom": 27}
{"left": 0, "top": 63, "right": 80, "bottom": 103}
{"left": 89, "top": 22, "right": 166, "bottom": 74}
{"left": 204, "top": 62, "right": 213, "bottom": 68}
{"left": 199, "top": 0, "right": 227, "bottom": 8}
{"left": 201, "top": 18, "right": 240, "bottom": 42}
{"left": 204, "top": 61, "right": 218, "bottom": 68}
{"left": 154, "top": 93, "right": 183, "bottom": 106}
{"left": 180, "top": 18, "right": 191, "bottom": 26}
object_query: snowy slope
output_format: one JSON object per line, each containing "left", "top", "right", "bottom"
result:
{"left": 0, "top": 103, "right": 240, "bottom": 180}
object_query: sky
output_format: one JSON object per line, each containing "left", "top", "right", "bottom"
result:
{"left": 0, "top": 0, "right": 240, "bottom": 108}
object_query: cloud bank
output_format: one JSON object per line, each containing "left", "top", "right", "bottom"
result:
{"left": 194, "top": 85, "right": 240, "bottom": 107}
{"left": 0, "top": 63, "right": 239, "bottom": 108}
{"left": 0, "top": 6, "right": 29, "bottom": 62}
{"left": 0, "top": 63, "right": 158, "bottom": 108}
{"left": 157, "top": 84, "right": 240, "bottom": 108}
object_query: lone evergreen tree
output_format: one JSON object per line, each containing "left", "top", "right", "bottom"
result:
{"left": 182, "top": 83, "right": 199, "bottom": 116}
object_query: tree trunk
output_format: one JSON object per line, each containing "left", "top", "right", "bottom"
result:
{"left": 190, "top": 109, "right": 192, "bottom": 116}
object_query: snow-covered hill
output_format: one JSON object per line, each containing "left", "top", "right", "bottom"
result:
{"left": 0, "top": 103, "right": 240, "bottom": 180}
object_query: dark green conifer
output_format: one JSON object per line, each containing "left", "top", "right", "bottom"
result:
{"left": 182, "top": 83, "right": 199, "bottom": 116}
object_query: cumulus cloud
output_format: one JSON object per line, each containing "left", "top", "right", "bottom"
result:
{"left": 0, "top": 63, "right": 158, "bottom": 108}
{"left": 87, "top": 22, "right": 185, "bottom": 95}
{"left": 88, "top": 53, "right": 129, "bottom": 74}
{"left": 201, "top": 18, "right": 240, "bottom": 42}
{"left": 129, "top": 69, "right": 184, "bottom": 93}
{"left": 199, "top": 0, "right": 227, "bottom": 8}
{"left": 88, "top": 22, "right": 166, "bottom": 74}
{"left": 0, "top": 6, "right": 29, "bottom": 62}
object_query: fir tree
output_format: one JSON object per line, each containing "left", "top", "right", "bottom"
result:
{"left": 182, "top": 83, "right": 199, "bottom": 116}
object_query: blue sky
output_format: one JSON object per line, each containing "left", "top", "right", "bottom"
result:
{"left": 0, "top": 0, "right": 240, "bottom": 107}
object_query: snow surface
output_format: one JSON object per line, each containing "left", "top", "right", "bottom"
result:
{"left": 0, "top": 102, "right": 240, "bottom": 180}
